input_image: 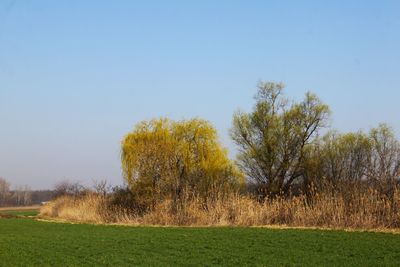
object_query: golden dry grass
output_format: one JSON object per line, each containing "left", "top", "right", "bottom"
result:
{"left": 40, "top": 189, "right": 400, "bottom": 230}
{"left": 39, "top": 195, "right": 104, "bottom": 223}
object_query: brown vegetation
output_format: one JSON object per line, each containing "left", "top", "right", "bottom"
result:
{"left": 40, "top": 188, "right": 400, "bottom": 230}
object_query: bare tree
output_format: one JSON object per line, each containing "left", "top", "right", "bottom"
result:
{"left": 93, "top": 179, "right": 111, "bottom": 197}
{"left": 367, "top": 124, "right": 400, "bottom": 193}
{"left": 0, "top": 178, "right": 10, "bottom": 206}
{"left": 12, "top": 186, "right": 24, "bottom": 206}
{"left": 53, "top": 180, "right": 86, "bottom": 198}
{"left": 22, "top": 185, "right": 32, "bottom": 206}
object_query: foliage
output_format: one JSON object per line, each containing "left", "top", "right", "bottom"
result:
{"left": 231, "top": 81, "right": 400, "bottom": 198}
{"left": 121, "top": 118, "right": 244, "bottom": 209}
{"left": 231, "top": 81, "right": 330, "bottom": 197}
{"left": 106, "top": 186, "right": 147, "bottom": 215}
{"left": 368, "top": 124, "right": 400, "bottom": 189}
{"left": 302, "top": 131, "right": 372, "bottom": 193}
{"left": 302, "top": 124, "right": 400, "bottom": 195}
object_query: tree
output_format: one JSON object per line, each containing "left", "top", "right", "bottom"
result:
{"left": 0, "top": 178, "right": 10, "bottom": 206}
{"left": 12, "top": 185, "right": 32, "bottom": 206}
{"left": 367, "top": 124, "right": 400, "bottom": 192}
{"left": 121, "top": 118, "right": 244, "bottom": 209}
{"left": 325, "top": 132, "right": 371, "bottom": 184}
{"left": 93, "top": 179, "right": 111, "bottom": 198}
{"left": 303, "top": 131, "right": 372, "bottom": 194}
{"left": 53, "top": 180, "right": 86, "bottom": 198}
{"left": 231, "top": 81, "right": 330, "bottom": 197}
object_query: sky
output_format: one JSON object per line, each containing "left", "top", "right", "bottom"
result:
{"left": 1, "top": 1, "right": 399, "bottom": 189}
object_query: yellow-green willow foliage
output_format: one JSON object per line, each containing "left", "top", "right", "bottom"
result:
{"left": 121, "top": 118, "right": 244, "bottom": 208}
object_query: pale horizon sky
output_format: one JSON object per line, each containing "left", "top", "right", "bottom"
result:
{"left": 1, "top": 1, "right": 399, "bottom": 189}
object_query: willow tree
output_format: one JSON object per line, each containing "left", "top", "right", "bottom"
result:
{"left": 121, "top": 118, "right": 243, "bottom": 209}
{"left": 231, "top": 81, "right": 330, "bottom": 197}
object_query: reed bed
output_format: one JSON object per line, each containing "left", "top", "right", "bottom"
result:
{"left": 39, "top": 189, "right": 400, "bottom": 230}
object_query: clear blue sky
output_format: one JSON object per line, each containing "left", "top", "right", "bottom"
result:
{"left": 1, "top": 1, "right": 399, "bottom": 189}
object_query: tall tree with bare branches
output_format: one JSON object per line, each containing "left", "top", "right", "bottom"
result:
{"left": 231, "top": 81, "right": 330, "bottom": 197}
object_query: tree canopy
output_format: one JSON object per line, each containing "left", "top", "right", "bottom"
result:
{"left": 121, "top": 118, "right": 244, "bottom": 208}
{"left": 231, "top": 81, "right": 330, "bottom": 197}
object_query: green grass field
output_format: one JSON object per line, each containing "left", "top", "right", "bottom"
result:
{"left": 0, "top": 209, "right": 39, "bottom": 217}
{"left": 0, "top": 214, "right": 399, "bottom": 266}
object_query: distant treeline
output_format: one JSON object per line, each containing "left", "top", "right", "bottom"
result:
{"left": 0, "top": 178, "right": 116, "bottom": 207}
{"left": 0, "top": 179, "right": 54, "bottom": 207}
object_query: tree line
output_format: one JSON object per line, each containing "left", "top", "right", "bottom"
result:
{"left": 0, "top": 178, "right": 113, "bottom": 207}
{"left": 120, "top": 81, "right": 400, "bottom": 212}
{"left": 231, "top": 82, "right": 400, "bottom": 198}
{"left": 0, "top": 178, "right": 54, "bottom": 207}
{"left": 4, "top": 81, "right": 399, "bottom": 213}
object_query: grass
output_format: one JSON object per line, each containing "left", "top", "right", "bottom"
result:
{"left": 1, "top": 216, "right": 400, "bottom": 266}
{"left": 0, "top": 206, "right": 40, "bottom": 217}
{"left": 41, "top": 191, "right": 400, "bottom": 229}
{"left": 0, "top": 209, "right": 39, "bottom": 217}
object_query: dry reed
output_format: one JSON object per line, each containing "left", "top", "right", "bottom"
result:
{"left": 39, "top": 189, "right": 400, "bottom": 230}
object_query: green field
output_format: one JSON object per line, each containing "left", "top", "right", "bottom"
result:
{"left": 0, "top": 215, "right": 400, "bottom": 266}
{"left": 0, "top": 209, "right": 39, "bottom": 217}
